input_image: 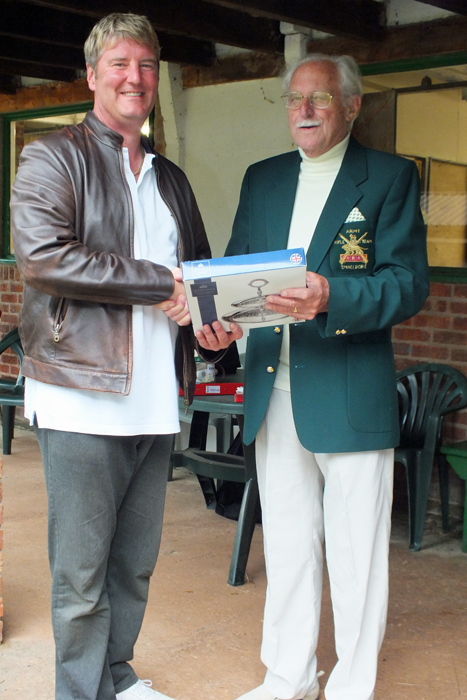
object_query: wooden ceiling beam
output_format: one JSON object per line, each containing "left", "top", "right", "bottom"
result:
{"left": 0, "top": 32, "right": 214, "bottom": 73}
{"left": 0, "top": 73, "right": 20, "bottom": 94}
{"left": 158, "top": 34, "right": 215, "bottom": 66}
{"left": 14, "top": 0, "right": 284, "bottom": 54}
{"left": 0, "top": 1, "right": 215, "bottom": 69}
{"left": 199, "top": 0, "right": 385, "bottom": 40}
{"left": 0, "top": 0, "right": 93, "bottom": 47}
{"left": 182, "top": 51, "right": 285, "bottom": 87}
{"left": 307, "top": 14, "right": 467, "bottom": 66}
{"left": 0, "top": 58, "right": 76, "bottom": 82}
{"left": 0, "top": 35, "right": 83, "bottom": 70}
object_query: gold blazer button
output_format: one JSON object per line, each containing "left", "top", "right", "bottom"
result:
{"left": 274, "top": 327, "right": 281, "bottom": 334}
{"left": 267, "top": 366, "right": 275, "bottom": 373}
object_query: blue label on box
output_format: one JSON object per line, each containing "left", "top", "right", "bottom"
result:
{"left": 182, "top": 248, "right": 306, "bottom": 280}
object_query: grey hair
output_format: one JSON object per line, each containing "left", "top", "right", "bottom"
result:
{"left": 84, "top": 12, "right": 160, "bottom": 70}
{"left": 282, "top": 53, "right": 362, "bottom": 104}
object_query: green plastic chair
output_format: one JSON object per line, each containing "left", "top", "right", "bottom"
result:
{"left": 173, "top": 441, "right": 259, "bottom": 586}
{"left": 0, "top": 327, "right": 25, "bottom": 455}
{"left": 396, "top": 363, "right": 467, "bottom": 551}
{"left": 172, "top": 398, "right": 260, "bottom": 587}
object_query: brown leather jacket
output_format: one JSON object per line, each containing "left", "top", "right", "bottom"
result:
{"left": 11, "top": 111, "right": 210, "bottom": 405}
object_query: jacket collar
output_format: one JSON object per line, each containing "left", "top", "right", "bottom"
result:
{"left": 83, "top": 111, "right": 125, "bottom": 149}
{"left": 83, "top": 111, "right": 156, "bottom": 156}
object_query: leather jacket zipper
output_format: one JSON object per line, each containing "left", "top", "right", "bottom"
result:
{"left": 53, "top": 297, "right": 68, "bottom": 342}
{"left": 155, "top": 164, "right": 184, "bottom": 266}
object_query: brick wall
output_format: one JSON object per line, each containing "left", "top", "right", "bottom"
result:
{"left": 393, "top": 282, "right": 467, "bottom": 444}
{"left": 391, "top": 280, "right": 467, "bottom": 524}
{"left": 0, "top": 264, "right": 23, "bottom": 381}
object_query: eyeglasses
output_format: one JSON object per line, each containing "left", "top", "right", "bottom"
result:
{"left": 281, "top": 91, "right": 334, "bottom": 110}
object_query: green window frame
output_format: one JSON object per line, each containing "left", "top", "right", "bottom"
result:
{"left": 1, "top": 102, "right": 93, "bottom": 262}
{"left": 1, "top": 102, "right": 155, "bottom": 262}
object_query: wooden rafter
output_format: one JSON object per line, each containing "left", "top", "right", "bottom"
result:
{"left": 306, "top": 14, "right": 467, "bottom": 66}
{"left": 13, "top": 0, "right": 284, "bottom": 54}
{"left": 415, "top": 0, "right": 467, "bottom": 15}
{"left": 0, "top": 57, "right": 76, "bottom": 81}
{"left": 199, "top": 0, "right": 385, "bottom": 40}
{"left": 0, "top": 74, "right": 20, "bottom": 94}
{"left": 182, "top": 51, "right": 285, "bottom": 87}
{"left": 0, "top": 0, "right": 216, "bottom": 70}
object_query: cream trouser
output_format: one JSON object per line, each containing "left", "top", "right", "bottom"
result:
{"left": 255, "top": 388, "right": 394, "bottom": 700}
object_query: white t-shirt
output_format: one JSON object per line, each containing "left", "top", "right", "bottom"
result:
{"left": 274, "top": 135, "right": 350, "bottom": 392}
{"left": 25, "top": 148, "right": 181, "bottom": 436}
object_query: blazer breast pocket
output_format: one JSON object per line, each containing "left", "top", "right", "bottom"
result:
{"left": 330, "top": 223, "right": 374, "bottom": 275}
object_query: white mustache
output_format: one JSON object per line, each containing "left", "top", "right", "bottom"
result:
{"left": 296, "top": 120, "right": 321, "bottom": 128}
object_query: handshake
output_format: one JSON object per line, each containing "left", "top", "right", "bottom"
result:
{"left": 156, "top": 267, "right": 190, "bottom": 327}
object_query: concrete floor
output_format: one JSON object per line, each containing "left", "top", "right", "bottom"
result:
{"left": 1, "top": 426, "right": 467, "bottom": 700}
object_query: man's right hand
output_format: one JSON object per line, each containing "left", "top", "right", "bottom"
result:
{"left": 196, "top": 320, "right": 243, "bottom": 351}
{"left": 156, "top": 269, "right": 191, "bottom": 326}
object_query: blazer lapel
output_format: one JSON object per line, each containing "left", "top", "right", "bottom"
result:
{"left": 308, "top": 138, "right": 368, "bottom": 272}
{"left": 264, "top": 152, "right": 301, "bottom": 251}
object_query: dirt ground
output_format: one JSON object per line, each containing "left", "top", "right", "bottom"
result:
{"left": 1, "top": 426, "right": 467, "bottom": 700}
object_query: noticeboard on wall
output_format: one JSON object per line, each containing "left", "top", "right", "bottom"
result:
{"left": 400, "top": 154, "right": 467, "bottom": 270}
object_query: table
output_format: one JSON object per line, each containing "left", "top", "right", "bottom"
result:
{"left": 440, "top": 440, "right": 467, "bottom": 553}
{"left": 175, "top": 384, "right": 260, "bottom": 586}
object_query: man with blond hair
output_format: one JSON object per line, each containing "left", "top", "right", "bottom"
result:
{"left": 11, "top": 12, "right": 208, "bottom": 700}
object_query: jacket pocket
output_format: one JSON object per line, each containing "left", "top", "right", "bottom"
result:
{"left": 346, "top": 341, "right": 398, "bottom": 433}
{"left": 52, "top": 297, "right": 69, "bottom": 343}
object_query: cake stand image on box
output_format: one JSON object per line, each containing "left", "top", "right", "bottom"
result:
{"left": 222, "top": 278, "right": 291, "bottom": 324}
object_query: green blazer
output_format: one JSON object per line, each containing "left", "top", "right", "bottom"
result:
{"left": 225, "top": 137, "right": 430, "bottom": 453}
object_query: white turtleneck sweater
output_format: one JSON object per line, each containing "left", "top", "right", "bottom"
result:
{"left": 274, "top": 133, "right": 350, "bottom": 392}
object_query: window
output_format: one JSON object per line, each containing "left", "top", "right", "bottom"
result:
{"left": 362, "top": 58, "right": 467, "bottom": 280}
{"left": 2, "top": 103, "right": 92, "bottom": 260}
{"left": 1, "top": 103, "right": 153, "bottom": 261}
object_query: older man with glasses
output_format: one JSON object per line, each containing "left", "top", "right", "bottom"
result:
{"left": 198, "top": 54, "right": 429, "bottom": 700}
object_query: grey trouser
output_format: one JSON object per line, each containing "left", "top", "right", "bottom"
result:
{"left": 35, "top": 426, "right": 173, "bottom": 700}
